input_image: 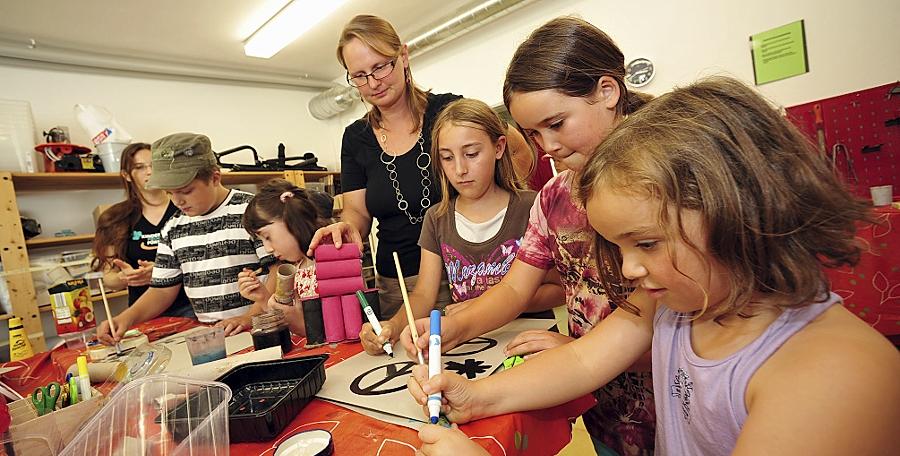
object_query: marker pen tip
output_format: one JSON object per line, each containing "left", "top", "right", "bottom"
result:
{"left": 431, "top": 416, "right": 439, "bottom": 424}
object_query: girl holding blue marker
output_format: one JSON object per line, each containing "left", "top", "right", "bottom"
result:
{"left": 359, "top": 98, "right": 563, "bottom": 355}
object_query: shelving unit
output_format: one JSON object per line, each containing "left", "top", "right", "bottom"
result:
{"left": 0, "top": 169, "right": 340, "bottom": 349}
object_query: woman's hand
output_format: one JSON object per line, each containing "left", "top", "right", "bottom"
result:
{"left": 306, "top": 221, "right": 363, "bottom": 256}
{"left": 113, "top": 259, "right": 154, "bottom": 287}
{"left": 237, "top": 268, "right": 269, "bottom": 303}
{"left": 504, "top": 330, "right": 574, "bottom": 358}
{"left": 407, "top": 365, "right": 481, "bottom": 425}
{"left": 360, "top": 320, "right": 398, "bottom": 355}
{"left": 417, "top": 423, "right": 488, "bottom": 456}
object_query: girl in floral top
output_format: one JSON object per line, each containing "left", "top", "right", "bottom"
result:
{"left": 238, "top": 179, "right": 329, "bottom": 335}
{"left": 402, "top": 17, "right": 656, "bottom": 455}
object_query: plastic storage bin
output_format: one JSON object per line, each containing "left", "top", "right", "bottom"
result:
{"left": 60, "top": 374, "right": 232, "bottom": 456}
{"left": 215, "top": 355, "right": 328, "bottom": 442}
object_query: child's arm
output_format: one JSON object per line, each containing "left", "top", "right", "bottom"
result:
{"left": 97, "top": 285, "right": 182, "bottom": 345}
{"left": 401, "top": 259, "right": 547, "bottom": 359}
{"left": 523, "top": 268, "right": 564, "bottom": 313}
{"left": 408, "top": 290, "right": 657, "bottom": 422}
{"left": 733, "top": 306, "right": 900, "bottom": 455}
{"left": 360, "top": 249, "right": 443, "bottom": 355}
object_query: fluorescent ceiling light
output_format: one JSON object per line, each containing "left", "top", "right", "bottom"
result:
{"left": 244, "top": 0, "right": 347, "bottom": 59}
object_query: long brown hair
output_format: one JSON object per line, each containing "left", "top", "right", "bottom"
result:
{"left": 503, "top": 16, "right": 649, "bottom": 118}
{"left": 430, "top": 98, "right": 522, "bottom": 216}
{"left": 242, "top": 179, "right": 328, "bottom": 254}
{"left": 92, "top": 142, "right": 152, "bottom": 270}
{"left": 337, "top": 14, "right": 429, "bottom": 133}
{"left": 577, "top": 77, "right": 875, "bottom": 320}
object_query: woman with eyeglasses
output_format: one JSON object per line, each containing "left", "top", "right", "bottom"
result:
{"left": 306, "top": 14, "right": 458, "bottom": 320}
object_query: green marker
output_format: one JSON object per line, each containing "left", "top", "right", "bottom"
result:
{"left": 357, "top": 290, "right": 393, "bottom": 357}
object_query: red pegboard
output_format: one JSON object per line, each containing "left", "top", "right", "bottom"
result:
{"left": 785, "top": 82, "right": 899, "bottom": 198}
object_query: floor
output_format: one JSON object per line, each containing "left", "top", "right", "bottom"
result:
{"left": 552, "top": 306, "right": 595, "bottom": 455}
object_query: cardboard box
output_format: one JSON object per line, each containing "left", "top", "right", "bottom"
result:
{"left": 6, "top": 387, "right": 103, "bottom": 455}
{"left": 48, "top": 279, "right": 96, "bottom": 335}
{"left": 92, "top": 204, "right": 114, "bottom": 228}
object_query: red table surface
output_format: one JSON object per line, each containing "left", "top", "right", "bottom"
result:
{"left": 1, "top": 318, "right": 593, "bottom": 455}
{"left": 825, "top": 205, "right": 900, "bottom": 341}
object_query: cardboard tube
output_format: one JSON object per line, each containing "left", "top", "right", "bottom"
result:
{"left": 316, "top": 276, "right": 365, "bottom": 298}
{"left": 315, "top": 259, "right": 362, "bottom": 280}
{"left": 274, "top": 263, "right": 297, "bottom": 304}
{"left": 322, "top": 296, "right": 345, "bottom": 342}
{"left": 341, "top": 294, "right": 363, "bottom": 340}
{"left": 314, "top": 244, "right": 361, "bottom": 262}
{"left": 302, "top": 297, "right": 326, "bottom": 347}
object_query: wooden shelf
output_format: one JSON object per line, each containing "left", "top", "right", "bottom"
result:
{"left": 10, "top": 171, "right": 296, "bottom": 191}
{"left": 25, "top": 234, "right": 94, "bottom": 248}
{"left": 300, "top": 171, "right": 340, "bottom": 178}
{"left": 0, "top": 314, "right": 12, "bottom": 321}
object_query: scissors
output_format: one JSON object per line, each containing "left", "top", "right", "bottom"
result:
{"left": 31, "top": 382, "right": 61, "bottom": 416}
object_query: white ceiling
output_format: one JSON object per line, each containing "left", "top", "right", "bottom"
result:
{"left": 0, "top": 0, "right": 487, "bottom": 87}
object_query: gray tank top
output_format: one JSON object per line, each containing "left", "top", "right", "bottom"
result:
{"left": 652, "top": 292, "right": 839, "bottom": 455}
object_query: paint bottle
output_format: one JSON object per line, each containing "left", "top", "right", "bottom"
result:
{"left": 8, "top": 317, "right": 34, "bottom": 361}
{"left": 251, "top": 309, "right": 292, "bottom": 355}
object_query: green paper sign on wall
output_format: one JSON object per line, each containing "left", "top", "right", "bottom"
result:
{"left": 750, "top": 20, "right": 809, "bottom": 85}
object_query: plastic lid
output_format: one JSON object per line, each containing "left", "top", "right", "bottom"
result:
{"left": 430, "top": 309, "right": 441, "bottom": 336}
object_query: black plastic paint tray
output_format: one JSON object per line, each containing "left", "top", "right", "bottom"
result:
{"left": 218, "top": 355, "right": 329, "bottom": 442}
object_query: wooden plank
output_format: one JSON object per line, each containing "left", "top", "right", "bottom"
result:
{"left": 0, "top": 172, "right": 46, "bottom": 351}
{"left": 25, "top": 233, "right": 94, "bottom": 248}
{"left": 12, "top": 171, "right": 286, "bottom": 191}
{"left": 283, "top": 170, "right": 306, "bottom": 188}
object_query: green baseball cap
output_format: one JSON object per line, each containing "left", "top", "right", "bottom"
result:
{"left": 147, "top": 133, "right": 218, "bottom": 189}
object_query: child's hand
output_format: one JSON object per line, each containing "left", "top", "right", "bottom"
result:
{"left": 268, "top": 299, "right": 305, "bottom": 336}
{"left": 400, "top": 315, "right": 463, "bottom": 361}
{"left": 215, "top": 315, "right": 251, "bottom": 336}
{"left": 237, "top": 268, "right": 268, "bottom": 303}
{"left": 504, "top": 330, "right": 573, "bottom": 358}
{"left": 97, "top": 312, "right": 134, "bottom": 345}
{"left": 418, "top": 423, "right": 488, "bottom": 456}
{"left": 407, "top": 365, "right": 480, "bottom": 424}
{"left": 360, "top": 320, "right": 397, "bottom": 355}
{"left": 306, "top": 222, "right": 363, "bottom": 257}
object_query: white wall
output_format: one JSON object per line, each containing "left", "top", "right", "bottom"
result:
{"left": 410, "top": 0, "right": 900, "bottom": 109}
{"left": 0, "top": 65, "right": 345, "bottom": 169}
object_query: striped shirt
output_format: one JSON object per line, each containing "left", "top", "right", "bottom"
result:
{"left": 152, "top": 189, "right": 275, "bottom": 322}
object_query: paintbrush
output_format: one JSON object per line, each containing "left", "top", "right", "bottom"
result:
{"left": 393, "top": 251, "right": 424, "bottom": 364}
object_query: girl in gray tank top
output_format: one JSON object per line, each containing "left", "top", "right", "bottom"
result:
{"left": 405, "top": 77, "right": 900, "bottom": 455}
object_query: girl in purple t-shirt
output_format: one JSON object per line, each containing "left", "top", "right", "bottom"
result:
{"left": 410, "top": 78, "right": 899, "bottom": 456}
{"left": 359, "top": 98, "right": 562, "bottom": 355}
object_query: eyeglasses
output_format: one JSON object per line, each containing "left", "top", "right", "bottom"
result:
{"left": 346, "top": 59, "right": 397, "bottom": 88}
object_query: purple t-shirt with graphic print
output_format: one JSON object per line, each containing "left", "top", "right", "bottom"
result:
{"left": 516, "top": 171, "right": 656, "bottom": 455}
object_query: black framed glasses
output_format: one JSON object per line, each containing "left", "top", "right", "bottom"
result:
{"left": 346, "top": 59, "right": 397, "bottom": 88}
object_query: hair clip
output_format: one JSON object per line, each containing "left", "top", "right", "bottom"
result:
{"left": 280, "top": 191, "right": 294, "bottom": 202}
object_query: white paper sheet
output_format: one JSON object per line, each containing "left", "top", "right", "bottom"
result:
{"left": 316, "top": 319, "right": 555, "bottom": 425}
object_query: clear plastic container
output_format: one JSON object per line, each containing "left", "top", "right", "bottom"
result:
{"left": 60, "top": 374, "right": 232, "bottom": 456}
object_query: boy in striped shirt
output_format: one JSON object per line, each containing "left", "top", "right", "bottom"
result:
{"left": 97, "top": 133, "right": 276, "bottom": 344}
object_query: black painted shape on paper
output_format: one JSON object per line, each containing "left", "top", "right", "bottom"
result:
{"left": 350, "top": 361, "right": 417, "bottom": 396}
{"left": 443, "top": 337, "right": 497, "bottom": 357}
{"left": 445, "top": 359, "right": 491, "bottom": 379}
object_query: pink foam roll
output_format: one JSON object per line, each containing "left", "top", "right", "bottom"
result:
{"left": 314, "top": 243, "right": 361, "bottom": 262}
{"left": 316, "top": 276, "right": 365, "bottom": 298}
{"left": 322, "top": 296, "right": 345, "bottom": 343}
{"left": 315, "top": 259, "right": 362, "bottom": 280}
{"left": 341, "top": 294, "right": 363, "bottom": 340}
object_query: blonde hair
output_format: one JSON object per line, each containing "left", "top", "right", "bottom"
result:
{"left": 577, "top": 77, "right": 874, "bottom": 321}
{"left": 430, "top": 98, "right": 522, "bottom": 216}
{"left": 337, "top": 14, "right": 429, "bottom": 133}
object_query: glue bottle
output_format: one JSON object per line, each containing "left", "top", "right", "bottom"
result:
{"left": 76, "top": 356, "right": 92, "bottom": 400}
{"left": 8, "top": 317, "right": 34, "bottom": 361}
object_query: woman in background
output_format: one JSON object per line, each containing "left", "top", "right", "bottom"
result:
{"left": 92, "top": 142, "right": 194, "bottom": 318}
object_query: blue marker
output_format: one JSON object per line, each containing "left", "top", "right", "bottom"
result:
{"left": 427, "top": 309, "right": 442, "bottom": 424}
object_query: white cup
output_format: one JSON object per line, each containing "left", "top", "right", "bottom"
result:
{"left": 870, "top": 185, "right": 893, "bottom": 206}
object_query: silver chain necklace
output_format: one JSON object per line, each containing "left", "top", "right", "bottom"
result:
{"left": 378, "top": 129, "right": 431, "bottom": 224}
